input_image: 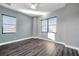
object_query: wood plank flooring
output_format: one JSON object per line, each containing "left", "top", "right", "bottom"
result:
{"left": 0, "top": 38, "right": 79, "bottom": 56}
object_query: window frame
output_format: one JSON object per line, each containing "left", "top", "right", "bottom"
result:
{"left": 41, "top": 19, "right": 48, "bottom": 33}
{"left": 48, "top": 16, "right": 57, "bottom": 33}
{"left": 41, "top": 16, "right": 57, "bottom": 33}
{"left": 2, "top": 14, "right": 16, "bottom": 34}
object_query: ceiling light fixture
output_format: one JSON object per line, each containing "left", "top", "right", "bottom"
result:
{"left": 31, "top": 3, "right": 39, "bottom": 9}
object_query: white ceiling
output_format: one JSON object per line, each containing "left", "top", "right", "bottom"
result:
{"left": 0, "top": 3, "right": 66, "bottom": 17}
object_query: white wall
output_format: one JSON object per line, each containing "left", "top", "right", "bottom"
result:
{"left": 33, "top": 3, "right": 79, "bottom": 48}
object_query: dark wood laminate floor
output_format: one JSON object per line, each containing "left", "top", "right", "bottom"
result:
{"left": 0, "top": 38, "right": 79, "bottom": 56}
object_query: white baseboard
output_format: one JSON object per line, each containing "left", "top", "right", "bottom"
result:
{"left": 0, "top": 36, "right": 79, "bottom": 52}
{"left": 34, "top": 36, "right": 79, "bottom": 51}
{"left": 0, "top": 36, "right": 59, "bottom": 46}
{"left": 32, "top": 36, "right": 65, "bottom": 45}
{"left": 65, "top": 44, "right": 79, "bottom": 51}
{"left": 32, "top": 37, "right": 79, "bottom": 52}
{"left": 31, "top": 36, "right": 52, "bottom": 41}
{"left": 54, "top": 41, "right": 79, "bottom": 51}
{"left": 0, "top": 37, "right": 33, "bottom": 46}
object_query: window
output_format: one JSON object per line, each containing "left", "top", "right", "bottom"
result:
{"left": 48, "top": 17, "right": 57, "bottom": 33}
{"left": 41, "top": 16, "right": 57, "bottom": 40}
{"left": 2, "top": 14, "right": 16, "bottom": 34}
{"left": 41, "top": 16, "right": 57, "bottom": 33}
{"left": 48, "top": 17, "right": 57, "bottom": 40}
{"left": 41, "top": 20, "right": 48, "bottom": 32}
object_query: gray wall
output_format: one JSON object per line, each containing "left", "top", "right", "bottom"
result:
{"left": 52, "top": 3, "right": 79, "bottom": 47}
{"left": 0, "top": 6, "right": 33, "bottom": 43}
{"left": 37, "top": 16, "right": 48, "bottom": 39}
{"left": 34, "top": 3, "right": 79, "bottom": 48}
{"left": 33, "top": 17, "right": 38, "bottom": 36}
{"left": 33, "top": 16, "right": 49, "bottom": 40}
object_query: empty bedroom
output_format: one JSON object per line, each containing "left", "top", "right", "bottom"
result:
{"left": 0, "top": 3, "right": 79, "bottom": 56}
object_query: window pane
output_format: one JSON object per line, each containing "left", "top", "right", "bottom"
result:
{"left": 49, "top": 25, "right": 53, "bottom": 32}
{"left": 52, "top": 25, "right": 56, "bottom": 32}
{"left": 41, "top": 20, "right": 47, "bottom": 32}
{"left": 48, "top": 17, "right": 57, "bottom": 32}
{"left": 49, "top": 18, "right": 54, "bottom": 25}
{"left": 53, "top": 18, "right": 57, "bottom": 24}
{"left": 2, "top": 14, "right": 16, "bottom": 33}
{"left": 49, "top": 25, "right": 56, "bottom": 32}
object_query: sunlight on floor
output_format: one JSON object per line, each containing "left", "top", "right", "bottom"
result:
{"left": 45, "top": 42, "right": 55, "bottom": 55}
{"left": 48, "top": 33, "right": 55, "bottom": 40}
